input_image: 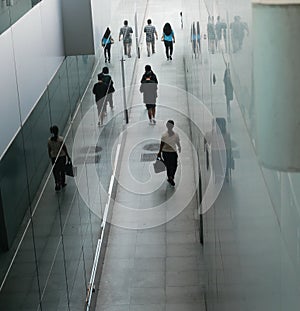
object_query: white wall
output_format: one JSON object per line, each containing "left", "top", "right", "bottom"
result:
{"left": 0, "top": 0, "right": 64, "bottom": 157}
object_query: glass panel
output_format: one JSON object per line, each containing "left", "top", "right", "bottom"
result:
{"left": 0, "top": 222, "right": 41, "bottom": 310}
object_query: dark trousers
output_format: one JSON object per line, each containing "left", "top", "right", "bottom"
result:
{"left": 104, "top": 44, "right": 111, "bottom": 61}
{"left": 162, "top": 151, "right": 178, "bottom": 179}
{"left": 51, "top": 156, "right": 66, "bottom": 186}
{"left": 164, "top": 41, "right": 173, "bottom": 58}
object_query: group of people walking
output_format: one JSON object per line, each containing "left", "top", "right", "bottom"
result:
{"left": 206, "top": 15, "right": 248, "bottom": 54}
{"left": 92, "top": 67, "right": 115, "bottom": 127}
{"left": 101, "top": 19, "right": 176, "bottom": 61}
{"left": 139, "top": 64, "right": 181, "bottom": 186}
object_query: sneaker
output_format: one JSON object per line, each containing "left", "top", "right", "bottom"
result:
{"left": 98, "top": 121, "right": 101, "bottom": 126}
{"left": 170, "top": 55, "right": 173, "bottom": 60}
{"left": 167, "top": 57, "right": 170, "bottom": 61}
{"left": 55, "top": 184, "right": 61, "bottom": 191}
{"left": 108, "top": 59, "right": 110, "bottom": 63}
{"left": 149, "top": 119, "right": 153, "bottom": 125}
{"left": 170, "top": 179, "right": 175, "bottom": 186}
{"left": 62, "top": 183, "right": 67, "bottom": 189}
{"left": 152, "top": 118, "right": 156, "bottom": 124}
{"left": 105, "top": 59, "right": 107, "bottom": 63}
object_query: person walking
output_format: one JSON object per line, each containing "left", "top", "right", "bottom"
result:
{"left": 207, "top": 16, "right": 216, "bottom": 54}
{"left": 101, "top": 66, "right": 115, "bottom": 110}
{"left": 162, "top": 22, "right": 175, "bottom": 60}
{"left": 92, "top": 74, "right": 109, "bottom": 126}
{"left": 144, "top": 19, "right": 158, "bottom": 57}
{"left": 140, "top": 72, "right": 158, "bottom": 124}
{"left": 157, "top": 120, "right": 181, "bottom": 186}
{"left": 102, "top": 27, "right": 114, "bottom": 63}
{"left": 140, "top": 65, "right": 158, "bottom": 84}
{"left": 48, "top": 125, "right": 71, "bottom": 191}
{"left": 119, "top": 20, "right": 133, "bottom": 57}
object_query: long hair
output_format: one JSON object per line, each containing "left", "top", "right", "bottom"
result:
{"left": 163, "top": 23, "right": 172, "bottom": 36}
{"left": 103, "top": 27, "right": 111, "bottom": 39}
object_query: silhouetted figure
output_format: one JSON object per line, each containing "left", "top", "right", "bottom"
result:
{"left": 207, "top": 16, "right": 215, "bottom": 54}
{"left": 48, "top": 125, "right": 70, "bottom": 191}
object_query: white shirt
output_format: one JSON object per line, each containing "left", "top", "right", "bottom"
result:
{"left": 161, "top": 131, "right": 180, "bottom": 152}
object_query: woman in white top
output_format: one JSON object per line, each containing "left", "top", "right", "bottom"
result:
{"left": 157, "top": 120, "right": 181, "bottom": 186}
{"left": 47, "top": 125, "right": 70, "bottom": 191}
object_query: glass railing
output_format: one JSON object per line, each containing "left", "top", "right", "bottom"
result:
{"left": 0, "top": 0, "right": 41, "bottom": 35}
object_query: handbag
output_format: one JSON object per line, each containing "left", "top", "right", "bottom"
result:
{"left": 153, "top": 157, "right": 166, "bottom": 173}
{"left": 65, "top": 159, "right": 76, "bottom": 177}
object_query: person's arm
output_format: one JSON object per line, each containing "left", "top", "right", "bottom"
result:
{"left": 62, "top": 143, "right": 71, "bottom": 160}
{"left": 176, "top": 135, "right": 181, "bottom": 153}
{"left": 119, "top": 28, "right": 122, "bottom": 41}
{"left": 155, "top": 29, "right": 158, "bottom": 40}
{"left": 172, "top": 32, "right": 175, "bottom": 43}
{"left": 157, "top": 141, "right": 165, "bottom": 158}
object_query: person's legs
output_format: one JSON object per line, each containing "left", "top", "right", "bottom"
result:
{"left": 151, "top": 40, "right": 155, "bottom": 53}
{"left": 97, "top": 99, "right": 105, "bottom": 125}
{"left": 162, "top": 152, "right": 171, "bottom": 179}
{"left": 127, "top": 43, "right": 132, "bottom": 57}
{"left": 107, "top": 44, "right": 111, "bottom": 62}
{"left": 51, "top": 158, "right": 60, "bottom": 190}
{"left": 169, "top": 42, "right": 173, "bottom": 59}
{"left": 147, "top": 109, "right": 152, "bottom": 122}
{"left": 146, "top": 41, "right": 151, "bottom": 56}
{"left": 168, "top": 152, "right": 178, "bottom": 179}
{"left": 107, "top": 93, "right": 113, "bottom": 109}
{"left": 57, "top": 156, "right": 66, "bottom": 187}
{"left": 123, "top": 42, "right": 127, "bottom": 55}
{"left": 164, "top": 41, "right": 170, "bottom": 59}
{"left": 104, "top": 46, "right": 108, "bottom": 62}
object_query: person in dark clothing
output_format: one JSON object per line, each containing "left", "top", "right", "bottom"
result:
{"left": 140, "top": 72, "right": 158, "bottom": 124}
{"left": 92, "top": 74, "right": 109, "bottom": 126}
{"left": 157, "top": 120, "right": 181, "bottom": 187}
{"left": 102, "top": 27, "right": 114, "bottom": 63}
{"left": 162, "top": 22, "right": 175, "bottom": 60}
{"left": 101, "top": 66, "right": 115, "bottom": 110}
{"left": 140, "top": 65, "right": 158, "bottom": 84}
{"left": 48, "top": 125, "right": 70, "bottom": 191}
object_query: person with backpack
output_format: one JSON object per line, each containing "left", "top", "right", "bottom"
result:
{"left": 162, "top": 22, "right": 175, "bottom": 60}
{"left": 119, "top": 20, "right": 133, "bottom": 58}
{"left": 102, "top": 27, "right": 114, "bottom": 63}
{"left": 48, "top": 125, "right": 70, "bottom": 191}
{"left": 100, "top": 66, "right": 115, "bottom": 110}
{"left": 140, "top": 72, "right": 158, "bottom": 124}
{"left": 92, "top": 74, "right": 109, "bottom": 126}
{"left": 140, "top": 65, "right": 158, "bottom": 84}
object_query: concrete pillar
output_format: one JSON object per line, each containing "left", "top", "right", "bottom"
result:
{"left": 253, "top": 0, "right": 300, "bottom": 171}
